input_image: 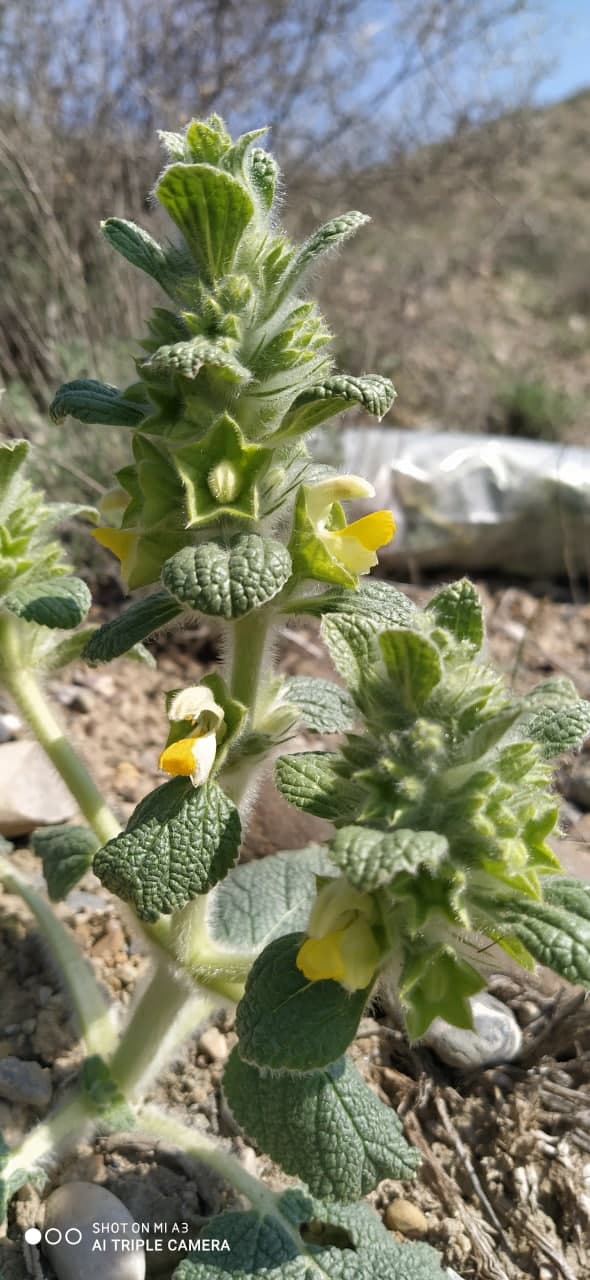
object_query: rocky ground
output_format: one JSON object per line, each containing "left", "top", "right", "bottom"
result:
{"left": 1, "top": 578, "right": 590, "bottom": 1280}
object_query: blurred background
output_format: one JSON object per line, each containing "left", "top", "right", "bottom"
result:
{"left": 0, "top": 0, "right": 589, "bottom": 509}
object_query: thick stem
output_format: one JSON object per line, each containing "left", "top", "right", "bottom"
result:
{"left": 229, "top": 608, "right": 271, "bottom": 721}
{"left": 2, "top": 1093, "right": 91, "bottom": 1185}
{"left": 0, "top": 853, "right": 116, "bottom": 1057}
{"left": 0, "top": 655, "right": 119, "bottom": 846}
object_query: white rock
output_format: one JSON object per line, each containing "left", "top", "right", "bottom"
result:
{"left": 421, "top": 992, "right": 522, "bottom": 1069}
{"left": 43, "top": 1182, "right": 146, "bottom": 1280}
{"left": 0, "top": 712, "right": 22, "bottom": 743}
{"left": 0, "top": 740, "right": 77, "bottom": 835}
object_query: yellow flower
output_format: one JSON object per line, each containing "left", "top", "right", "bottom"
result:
{"left": 296, "top": 878, "right": 382, "bottom": 992}
{"left": 92, "top": 527, "right": 138, "bottom": 581}
{"left": 158, "top": 685, "right": 224, "bottom": 788}
{"left": 305, "top": 475, "right": 395, "bottom": 576}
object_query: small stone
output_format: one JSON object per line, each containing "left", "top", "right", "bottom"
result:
{"left": 0, "top": 1057, "right": 52, "bottom": 1110}
{"left": 384, "top": 1198, "right": 428, "bottom": 1237}
{"left": 113, "top": 760, "right": 141, "bottom": 800}
{"left": 421, "top": 992, "right": 522, "bottom": 1069}
{"left": 0, "top": 712, "right": 22, "bottom": 742}
{"left": 53, "top": 683, "right": 93, "bottom": 713}
{"left": 199, "top": 1026, "right": 229, "bottom": 1063}
{"left": 0, "top": 740, "right": 78, "bottom": 836}
{"left": 43, "top": 1182, "right": 145, "bottom": 1279}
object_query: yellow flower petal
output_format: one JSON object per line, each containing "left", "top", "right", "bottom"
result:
{"left": 296, "top": 930, "right": 346, "bottom": 983}
{"left": 92, "top": 526, "right": 137, "bottom": 577}
{"left": 159, "top": 736, "right": 199, "bottom": 777}
{"left": 339, "top": 920, "right": 381, "bottom": 991}
{"left": 305, "top": 474, "right": 375, "bottom": 525}
{"left": 339, "top": 510, "right": 395, "bottom": 551}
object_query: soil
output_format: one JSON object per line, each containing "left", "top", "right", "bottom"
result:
{"left": 1, "top": 579, "right": 590, "bottom": 1280}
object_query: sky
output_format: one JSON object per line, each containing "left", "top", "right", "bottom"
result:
{"left": 534, "top": 0, "right": 590, "bottom": 103}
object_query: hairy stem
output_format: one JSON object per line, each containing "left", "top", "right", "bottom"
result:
{"left": 2, "top": 1093, "right": 92, "bottom": 1186}
{"left": 229, "top": 608, "right": 272, "bottom": 720}
{"left": 108, "top": 963, "right": 213, "bottom": 1098}
{"left": 0, "top": 853, "right": 117, "bottom": 1057}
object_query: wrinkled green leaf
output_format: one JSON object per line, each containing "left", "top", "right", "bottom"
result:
{"left": 224, "top": 1050, "right": 419, "bottom": 1200}
{"left": 521, "top": 701, "right": 590, "bottom": 758}
{"left": 304, "top": 578, "right": 414, "bottom": 627}
{"left": 157, "top": 163, "right": 254, "bottom": 282}
{"left": 321, "top": 614, "right": 378, "bottom": 691}
{"left": 487, "top": 877, "right": 590, "bottom": 985}
{"left": 4, "top": 574, "right": 91, "bottom": 629}
{"left": 162, "top": 535, "right": 292, "bottom": 619}
{"left": 275, "top": 375, "right": 396, "bottom": 439}
{"left": 144, "top": 335, "right": 250, "bottom": 383}
{"left": 284, "top": 677, "right": 357, "bottom": 734}
{"left": 235, "top": 933, "right": 369, "bottom": 1072}
{"left": 94, "top": 778, "right": 241, "bottom": 921}
{"left": 275, "top": 752, "right": 359, "bottom": 822}
{"left": 84, "top": 592, "right": 182, "bottom": 662}
{"left": 206, "top": 845, "right": 331, "bottom": 954}
{"left": 426, "top": 579, "right": 484, "bottom": 651}
{"left": 102, "top": 217, "right": 186, "bottom": 293}
{"left": 329, "top": 827, "right": 449, "bottom": 891}
{"left": 276, "top": 212, "right": 370, "bottom": 303}
{"left": 49, "top": 379, "right": 146, "bottom": 427}
{"left": 32, "top": 823, "right": 98, "bottom": 901}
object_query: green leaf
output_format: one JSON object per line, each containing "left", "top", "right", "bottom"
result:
{"left": 206, "top": 845, "right": 331, "bottom": 954}
{"left": 80, "top": 1055, "right": 135, "bottom": 1130}
{"left": 4, "top": 574, "right": 91, "bottom": 629}
{"left": 329, "top": 827, "right": 449, "bottom": 891}
{"left": 185, "top": 118, "right": 231, "bottom": 164}
{"left": 400, "top": 943, "right": 485, "bottom": 1039}
{"left": 523, "top": 676, "right": 580, "bottom": 710}
{"left": 156, "top": 163, "right": 254, "bottom": 283}
{"left": 450, "top": 705, "right": 524, "bottom": 765}
{"left": 49, "top": 379, "right": 146, "bottom": 427}
{"left": 378, "top": 629, "right": 442, "bottom": 710}
{"left": 101, "top": 217, "right": 184, "bottom": 293}
{"left": 224, "top": 1050, "right": 419, "bottom": 1200}
{"left": 488, "top": 878, "right": 590, "bottom": 985}
{"left": 31, "top": 823, "right": 98, "bottom": 901}
{"left": 275, "top": 752, "right": 360, "bottom": 821}
{"left": 144, "top": 335, "right": 250, "bottom": 383}
{"left": 276, "top": 212, "right": 370, "bottom": 302}
{"left": 275, "top": 375, "right": 396, "bottom": 439}
{"left": 235, "top": 933, "right": 369, "bottom": 1072}
{"left": 162, "top": 535, "right": 292, "bottom": 619}
{"left": 521, "top": 701, "right": 590, "bottom": 757}
{"left": 93, "top": 778, "right": 241, "bottom": 921}
{"left": 426, "top": 579, "right": 484, "bottom": 651}
{"left": 0, "top": 438, "right": 30, "bottom": 507}
{"left": 84, "top": 592, "right": 182, "bottom": 662}
{"left": 174, "top": 414, "right": 271, "bottom": 525}
{"left": 284, "top": 677, "right": 357, "bottom": 734}
{"left": 306, "top": 579, "right": 415, "bottom": 627}
{"left": 321, "top": 614, "right": 378, "bottom": 691}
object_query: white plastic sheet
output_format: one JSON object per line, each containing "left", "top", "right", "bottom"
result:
{"left": 335, "top": 428, "right": 590, "bottom": 577}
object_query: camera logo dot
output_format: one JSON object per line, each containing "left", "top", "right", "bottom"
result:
{"left": 25, "top": 1227, "right": 83, "bottom": 1246}
{"left": 24, "top": 1228, "right": 42, "bottom": 1246}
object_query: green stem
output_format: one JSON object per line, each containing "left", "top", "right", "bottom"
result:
{"left": 229, "top": 608, "right": 272, "bottom": 721}
{"left": 0, "top": 646, "right": 119, "bottom": 846}
{"left": 108, "top": 964, "right": 212, "bottom": 1098}
{"left": 2, "top": 1092, "right": 91, "bottom": 1185}
{"left": 0, "top": 853, "right": 117, "bottom": 1058}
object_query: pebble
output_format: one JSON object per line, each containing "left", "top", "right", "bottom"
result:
{"left": 0, "top": 1056, "right": 52, "bottom": 1110}
{"left": 43, "top": 1182, "right": 146, "bottom": 1280}
{"left": 0, "top": 712, "right": 22, "bottom": 742}
{"left": 199, "top": 1026, "right": 230, "bottom": 1063}
{"left": 421, "top": 992, "right": 522, "bottom": 1069}
{"left": 0, "top": 740, "right": 77, "bottom": 835}
{"left": 383, "top": 1198, "right": 428, "bottom": 1237}
{"left": 53, "top": 683, "right": 93, "bottom": 713}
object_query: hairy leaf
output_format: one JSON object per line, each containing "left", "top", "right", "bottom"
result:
{"left": 84, "top": 592, "right": 182, "bottom": 662}
{"left": 144, "top": 335, "right": 250, "bottom": 383}
{"left": 307, "top": 578, "right": 415, "bottom": 627}
{"left": 224, "top": 1050, "right": 419, "bottom": 1200}
{"left": 102, "top": 217, "right": 184, "bottom": 292}
{"left": 378, "top": 629, "right": 442, "bottom": 710}
{"left": 206, "top": 845, "right": 331, "bottom": 953}
{"left": 488, "top": 877, "right": 590, "bottom": 985}
{"left": 426, "top": 578, "right": 484, "bottom": 650}
{"left": 284, "top": 677, "right": 357, "bottom": 734}
{"left": 521, "top": 701, "right": 590, "bottom": 758}
{"left": 32, "top": 823, "right": 98, "bottom": 901}
{"left": 275, "top": 752, "right": 359, "bottom": 821}
{"left": 276, "top": 212, "right": 370, "bottom": 302}
{"left": 329, "top": 827, "right": 449, "bottom": 891}
{"left": 157, "top": 163, "right": 254, "bottom": 282}
{"left": 93, "top": 778, "right": 241, "bottom": 920}
{"left": 321, "top": 614, "right": 378, "bottom": 691}
{"left": 235, "top": 933, "right": 368, "bottom": 1072}
{"left": 49, "top": 379, "right": 146, "bottom": 428}
{"left": 162, "top": 535, "right": 291, "bottom": 618}
{"left": 276, "top": 374, "right": 396, "bottom": 439}
{"left": 4, "top": 574, "right": 91, "bottom": 629}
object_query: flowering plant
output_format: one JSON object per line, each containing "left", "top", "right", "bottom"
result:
{"left": 1, "top": 115, "right": 590, "bottom": 1280}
